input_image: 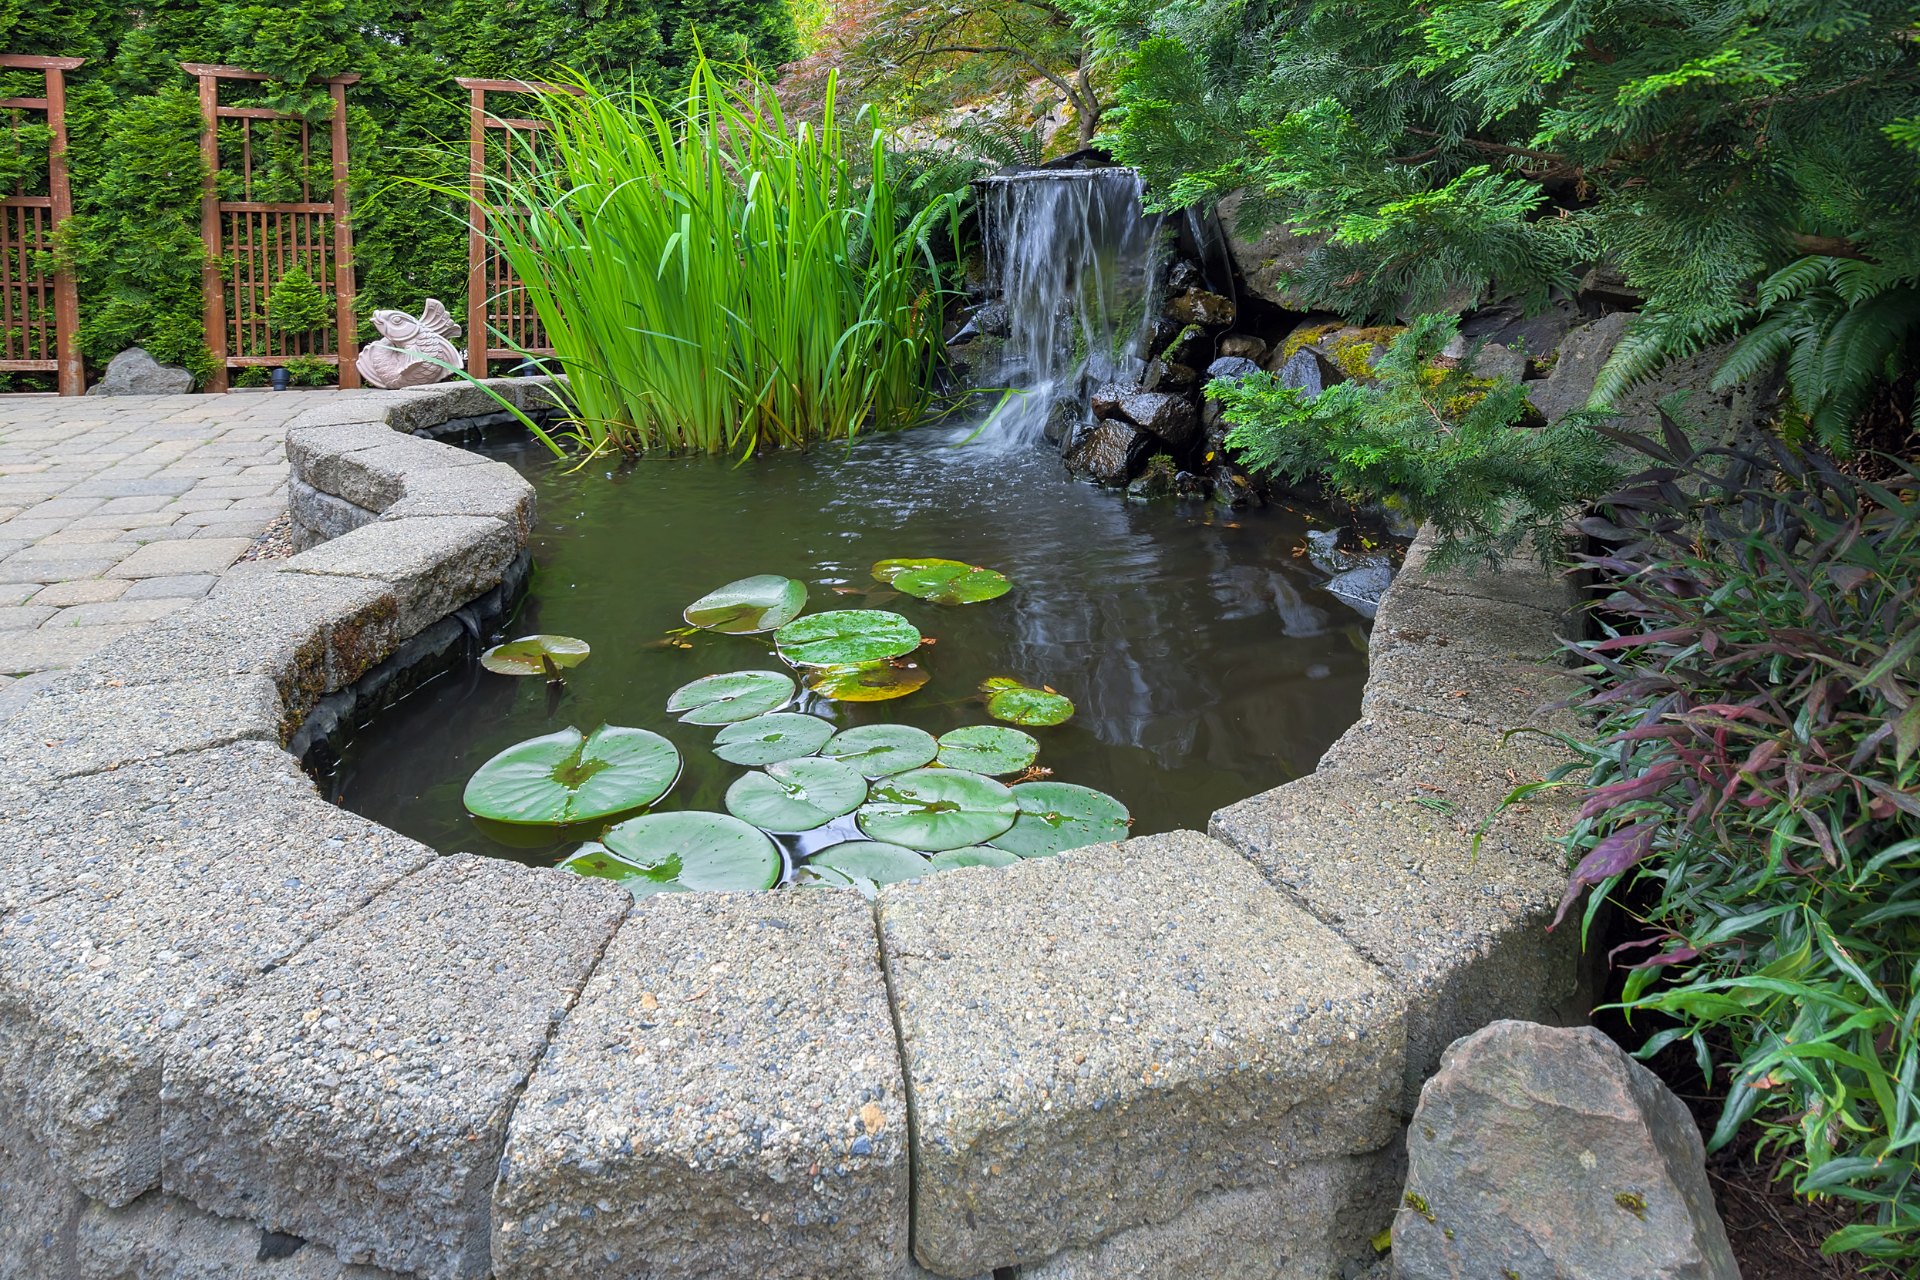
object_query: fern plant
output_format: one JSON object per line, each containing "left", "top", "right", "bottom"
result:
{"left": 1212, "top": 313, "right": 1621, "bottom": 569}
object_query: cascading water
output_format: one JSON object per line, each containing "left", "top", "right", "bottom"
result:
{"left": 966, "top": 169, "right": 1167, "bottom": 448}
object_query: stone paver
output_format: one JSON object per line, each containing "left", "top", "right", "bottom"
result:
{"left": 0, "top": 392, "right": 399, "bottom": 675}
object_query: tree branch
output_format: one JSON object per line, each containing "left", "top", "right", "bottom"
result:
{"left": 1403, "top": 127, "right": 1568, "bottom": 164}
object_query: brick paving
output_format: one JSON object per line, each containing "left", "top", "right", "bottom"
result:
{"left": 0, "top": 390, "right": 398, "bottom": 683}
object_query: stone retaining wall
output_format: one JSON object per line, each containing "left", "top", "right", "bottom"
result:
{"left": 0, "top": 379, "right": 1590, "bottom": 1279}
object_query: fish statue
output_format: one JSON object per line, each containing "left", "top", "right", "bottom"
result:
{"left": 355, "top": 299, "right": 462, "bottom": 389}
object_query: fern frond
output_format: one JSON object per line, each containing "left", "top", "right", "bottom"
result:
{"left": 1758, "top": 255, "right": 1833, "bottom": 309}
{"left": 1830, "top": 257, "right": 1897, "bottom": 306}
{"left": 1711, "top": 311, "right": 1791, "bottom": 389}
{"left": 1590, "top": 311, "right": 1735, "bottom": 407}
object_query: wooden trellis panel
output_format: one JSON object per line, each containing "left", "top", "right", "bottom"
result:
{"left": 185, "top": 63, "right": 360, "bottom": 393}
{"left": 0, "top": 54, "right": 84, "bottom": 395}
{"left": 457, "top": 78, "right": 577, "bottom": 377}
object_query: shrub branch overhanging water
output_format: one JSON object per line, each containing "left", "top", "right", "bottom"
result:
{"left": 473, "top": 60, "right": 960, "bottom": 458}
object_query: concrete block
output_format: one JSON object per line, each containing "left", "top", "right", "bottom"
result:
{"left": 29, "top": 578, "right": 130, "bottom": 607}
{"left": 282, "top": 399, "right": 402, "bottom": 432}
{"left": 296, "top": 438, "right": 489, "bottom": 515}
{"left": 0, "top": 604, "right": 57, "bottom": 630}
{"left": 162, "top": 856, "right": 630, "bottom": 1280}
{"left": 49, "top": 598, "right": 196, "bottom": 628}
{"left": 1208, "top": 766, "right": 1582, "bottom": 1106}
{"left": 0, "top": 623, "right": 140, "bottom": 674}
{"left": 1371, "top": 580, "right": 1568, "bottom": 664}
{"left": 62, "top": 478, "right": 200, "bottom": 500}
{"left": 0, "top": 1104, "right": 86, "bottom": 1279}
{"left": 279, "top": 516, "right": 518, "bottom": 637}
{"left": 108, "top": 539, "right": 253, "bottom": 580}
{"left": 493, "top": 888, "right": 909, "bottom": 1280}
{"left": 287, "top": 477, "right": 378, "bottom": 543}
{"left": 0, "top": 743, "right": 432, "bottom": 1206}
{"left": 384, "top": 382, "right": 535, "bottom": 434}
{"left": 380, "top": 464, "right": 536, "bottom": 540}
{"left": 878, "top": 831, "right": 1403, "bottom": 1275}
{"left": 120, "top": 576, "right": 217, "bottom": 602}
{"left": 58, "top": 570, "right": 401, "bottom": 715}
{"left": 1357, "top": 643, "right": 1580, "bottom": 736}
{"left": 1013, "top": 1152, "right": 1398, "bottom": 1279}
{"left": 0, "top": 556, "right": 127, "bottom": 585}
{"left": 0, "top": 675, "right": 285, "bottom": 782}
{"left": 77, "top": 1191, "right": 411, "bottom": 1279}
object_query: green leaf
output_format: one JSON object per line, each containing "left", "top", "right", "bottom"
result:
{"left": 601, "top": 810, "right": 782, "bottom": 892}
{"left": 982, "top": 677, "right": 1075, "bottom": 726}
{"left": 725, "top": 757, "right": 868, "bottom": 831}
{"left": 802, "top": 658, "right": 929, "bottom": 701}
{"left": 857, "top": 768, "right": 1019, "bottom": 851}
{"left": 893, "top": 562, "right": 1012, "bottom": 605}
{"left": 558, "top": 841, "right": 685, "bottom": 900}
{"left": 819, "top": 724, "right": 938, "bottom": 775}
{"left": 872, "top": 557, "right": 968, "bottom": 584}
{"left": 666, "top": 670, "right": 796, "bottom": 724}
{"left": 990, "top": 782, "right": 1130, "bottom": 857}
{"left": 684, "top": 574, "right": 808, "bottom": 633}
{"left": 1896, "top": 701, "right": 1920, "bottom": 769}
{"left": 464, "top": 725, "right": 680, "bottom": 825}
{"left": 775, "top": 609, "right": 922, "bottom": 666}
{"left": 927, "top": 846, "right": 1020, "bottom": 871}
{"left": 711, "top": 713, "right": 836, "bottom": 766}
{"left": 936, "top": 725, "right": 1039, "bottom": 775}
{"left": 792, "top": 862, "right": 878, "bottom": 899}
{"left": 479, "top": 635, "right": 591, "bottom": 676}
{"left": 809, "top": 840, "right": 931, "bottom": 883}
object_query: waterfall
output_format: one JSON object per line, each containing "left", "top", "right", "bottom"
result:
{"left": 966, "top": 169, "right": 1167, "bottom": 448}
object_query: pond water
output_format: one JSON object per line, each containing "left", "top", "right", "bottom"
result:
{"left": 320, "top": 422, "right": 1375, "bottom": 875}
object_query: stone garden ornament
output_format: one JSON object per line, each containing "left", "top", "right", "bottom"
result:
{"left": 356, "top": 299, "right": 462, "bottom": 389}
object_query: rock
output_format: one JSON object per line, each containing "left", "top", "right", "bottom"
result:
{"left": 1166, "top": 290, "right": 1235, "bottom": 328}
{"left": 1392, "top": 1021, "right": 1738, "bottom": 1280}
{"left": 975, "top": 302, "right": 1011, "bottom": 336}
{"left": 1116, "top": 390, "right": 1199, "bottom": 447}
{"left": 1167, "top": 260, "right": 1205, "bottom": 291}
{"left": 1270, "top": 348, "right": 1343, "bottom": 398}
{"left": 1043, "top": 396, "right": 1081, "bottom": 446}
{"left": 1064, "top": 419, "right": 1151, "bottom": 486}
{"left": 1578, "top": 263, "right": 1643, "bottom": 309}
{"left": 1125, "top": 454, "right": 1177, "bottom": 500}
{"left": 1141, "top": 359, "right": 1195, "bottom": 392}
{"left": 1219, "top": 334, "right": 1268, "bottom": 361}
{"left": 1204, "top": 356, "right": 1262, "bottom": 382}
{"left": 355, "top": 299, "right": 461, "bottom": 390}
{"left": 1158, "top": 323, "right": 1210, "bottom": 367}
{"left": 1089, "top": 383, "right": 1128, "bottom": 420}
{"left": 86, "top": 347, "right": 195, "bottom": 396}
{"left": 1526, "top": 311, "right": 1636, "bottom": 422}
{"left": 1218, "top": 190, "right": 1328, "bottom": 310}
{"left": 1208, "top": 465, "right": 1250, "bottom": 506}
{"left": 1395, "top": 279, "right": 1483, "bottom": 325}
{"left": 1324, "top": 562, "right": 1394, "bottom": 618}
{"left": 1472, "top": 342, "right": 1527, "bottom": 383}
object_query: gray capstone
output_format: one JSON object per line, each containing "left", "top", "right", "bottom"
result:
{"left": 277, "top": 515, "right": 519, "bottom": 637}
{"left": 86, "top": 349, "right": 196, "bottom": 397}
{"left": 161, "top": 854, "right": 630, "bottom": 1280}
{"left": 288, "top": 477, "right": 380, "bottom": 545}
{"left": 0, "top": 674, "right": 285, "bottom": 783}
{"left": 493, "top": 888, "right": 910, "bottom": 1280}
{"left": 78, "top": 1190, "right": 409, "bottom": 1279}
{"left": 879, "top": 831, "right": 1404, "bottom": 1277}
{"left": 1393, "top": 1021, "right": 1738, "bottom": 1280}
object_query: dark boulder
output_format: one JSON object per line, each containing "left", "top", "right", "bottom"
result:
{"left": 1165, "top": 290, "right": 1235, "bottom": 328}
{"left": 1219, "top": 334, "right": 1267, "bottom": 361}
{"left": 1204, "top": 355, "right": 1262, "bottom": 382}
{"left": 1089, "top": 383, "right": 1129, "bottom": 420}
{"left": 1269, "top": 348, "right": 1343, "bottom": 398}
{"left": 1141, "top": 359, "right": 1195, "bottom": 393}
{"left": 1116, "top": 390, "right": 1199, "bottom": 447}
{"left": 1394, "top": 1021, "right": 1738, "bottom": 1280}
{"left": 1125, "top": 454, "right": 1178, "bottom": 500}
{"left": 1064, "top": 419, "right": 1153, "bottom": 486}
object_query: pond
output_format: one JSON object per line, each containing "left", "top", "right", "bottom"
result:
{"left": 317, "top": 420, "right": 1377, "bottom": 887}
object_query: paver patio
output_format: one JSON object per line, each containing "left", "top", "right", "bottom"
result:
{"left": 0, "top": 390, "right": 401, "bottom": 684}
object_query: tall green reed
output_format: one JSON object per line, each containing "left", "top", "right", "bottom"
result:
{"left": 479, "top": 59, "right": 958, "bottom": 458}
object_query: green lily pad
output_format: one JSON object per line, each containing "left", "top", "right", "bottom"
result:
{"left": 666, "top": 670, "right": 796, "bottom": 724}
{"left": 479, "top": 635, "right": 591, "bottom": 676}
{"left": 895, "top": 563, "right": 1012, "bottom": 605}
{"left": 927, "top": 845, "right": 1020, "bottom": 871}
{"left": 819, "top": 724, "right": 938, "bottom": 776}
{"left": 711, "top": 713, "right": 836, "bottom": 766}
{"left": 936, "top": 725, "right": 1039, "bottom": 775}
{"left": 990, "top": 782, "right": 1130, "bottom": 858}
{"left": 684, "top": 575, "right": 808, "bottom": 633}
{"left": 463, "top": 725, "right": 680, "bottom": 825}
{"left": 601, "top": 810, "right": 782, "bottom": 892}
{"left": 857, "top": 768, "right": 1019, "bottom": 851}
{"left": 793, "top": 862, "right": 878, "bottom": 900}
{"left": 804, "top": 659, "right": 929, "bottom": 702}
{"left": 775, "top": 610, "right": 921, "bottom": 667}
{"left": 982, "top": 677, "right": 1075, "bottom": 727}
{"left": 725, "top": 757, "right": 867, "bottom": 831}
{"left": 558, "top": 841, "right": 686, "bottom": 899}
{"left": 872, "top": 557, "right": 968, "bottom": 584}
{"left": 809, "top": 840, "right": 930, "bottom": 884}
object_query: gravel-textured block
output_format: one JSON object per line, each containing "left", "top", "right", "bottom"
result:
{"left": 279, "top": 516, "right": 518, "bottom": 636}
{"left": 78, "top": 1190, "right": 411, "bottom": 1279}
{"left": 1013, "top": 1152, "right": 1395, "bottom": 1279}
{"left": 879, "top": 831, "right": 1403, "bottom": 1276}
{"left": 29, "top": 577, "right": 128, "bottom": 607}
{"left": 296, "top": 437, "right": 489, "bottom": 514}
{"left": 163, "top": 855, "right": 631, "bottom": 1280}
{"left": 1208, "top": 766, "right": 1582, "bottom": 1106}
{"left": 120, "top": 575, "right": 217, "bottom": 601}
{"left": 1372, "top": 580, "right": 1567, "bottom": 663}
{"left": 380, "top": 464, "right": 536, "bottom": 540}
{"left": 0, "top": 622, "right": 140, "bottom": 673}
{"left": 1358, "top": 642, "right": 1579, "bottom": 734}
{"left": 57, "top": 571, "right": 401, "bottom": 715}
{"left": 493, "top": 888, "right": 909, "bottom": 1280}
{"left": 288, "top": 477, "right": 378, "bottom": 545}
{"left": 0, "top": 604, "right": 56, "bottom": 629}
{"left": 108, "top": 538, "right": 252, "bottom": 580}
{"left": 0, "top": 1110, "right": 85, "bottom": 1279}
{"left": 0, "top": 555, "right": 125, "bottom": 584}
{"left": 0, "top": 743, "right": 432, "bottom": 1206}
{"left": 0, "top": 675, "right": 284, "bottom": 781}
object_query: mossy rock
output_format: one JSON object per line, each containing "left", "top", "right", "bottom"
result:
{"left": 1125, "top": 453, "right": 1179, "bottom": 500}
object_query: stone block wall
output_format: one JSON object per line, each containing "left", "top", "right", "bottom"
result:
{"left": 0, "top": 377, "right": 1591, "bottom": 1279}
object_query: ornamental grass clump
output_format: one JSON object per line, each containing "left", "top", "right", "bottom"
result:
{"left": 479, "top": 59, "right": 957, "bottom": 457}
{"left": 1528, "top": 419, "right": 1920, "bottom": 1262}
